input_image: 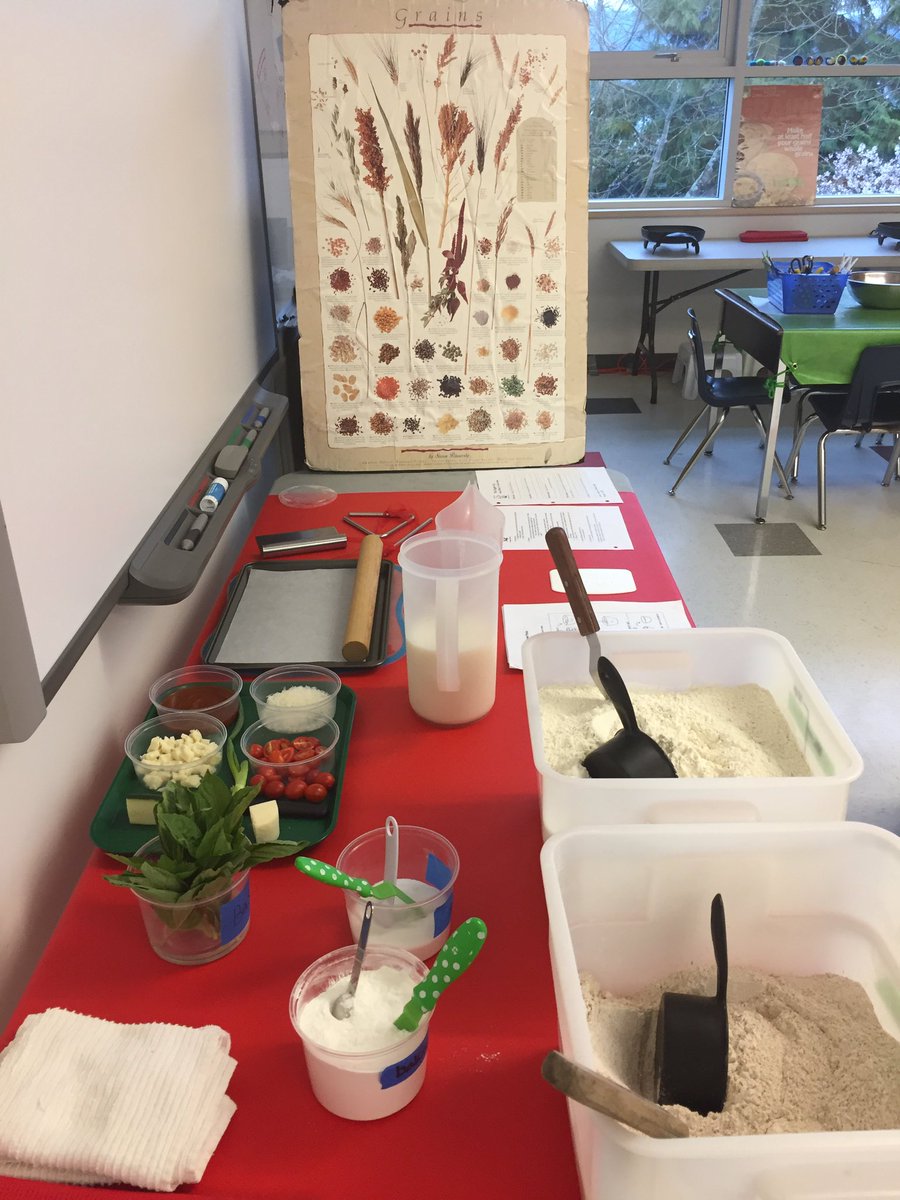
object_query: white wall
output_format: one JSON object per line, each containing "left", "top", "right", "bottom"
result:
{"left": 0, "top": 480, "right": 273, "bottom": 1029}
{"left": 587, "top": 210, "right": 879, "bottom": 355}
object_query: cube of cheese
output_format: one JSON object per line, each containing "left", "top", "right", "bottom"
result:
{"left": 126, "top": 796, "right": 158, "bottom": 826}
{"left": 249, "top": 800, "right": 280, "bottom": 844}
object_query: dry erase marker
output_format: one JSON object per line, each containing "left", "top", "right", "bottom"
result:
{"left": 180, "top": 512, "right": 209, "bottom": 551}
{"left": 199, "top": 477, "right": 228, "bottom": 513}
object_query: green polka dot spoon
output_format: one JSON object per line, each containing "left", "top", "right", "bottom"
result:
{"left": 393, "top": 917, "right": 488, "bottom": 1032}
{"left": 294, "top": 855, "right": 415, "bottom": 904}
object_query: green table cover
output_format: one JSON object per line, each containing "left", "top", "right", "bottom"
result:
{"left": 736, "top": 289, "right": 900, "bottom": 386}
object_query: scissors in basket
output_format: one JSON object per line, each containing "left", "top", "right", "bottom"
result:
{"left": 789, "top": 255, "right": 815, "bottom": 274}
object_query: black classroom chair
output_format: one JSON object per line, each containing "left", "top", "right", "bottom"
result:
{"left": 785, "top": 344, "right": 900, "bottom": 530}
{"left": 663, "top": 304, "right": 794, "bottom": 497}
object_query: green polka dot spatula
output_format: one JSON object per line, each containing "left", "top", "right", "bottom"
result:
{"left": 393, "top": 917, "right": 488, "bottom": 1032}
{"left": 295, "top": 855, "right": 415, "bottom": 904}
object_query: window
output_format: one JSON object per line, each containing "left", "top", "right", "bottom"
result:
{"left": 588, "top": 0, "right": 900, "bottom": 202}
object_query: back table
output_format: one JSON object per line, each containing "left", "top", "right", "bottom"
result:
{"left": 609, "top": 235, "right": 900, "bottom": 403}
{"left": 0, "top": 485, "right": 688, "bottom": 1200}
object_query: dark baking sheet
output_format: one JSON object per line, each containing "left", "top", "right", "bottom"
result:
{"left": 201, "top": 559, "right": 392, "bottom": 672}
{"left": 90, "top": 683, "right": 356, "bottom": 855}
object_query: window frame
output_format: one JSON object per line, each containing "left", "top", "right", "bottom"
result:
{"left": 587, "top": 0, "right": 900, "bottom": 212}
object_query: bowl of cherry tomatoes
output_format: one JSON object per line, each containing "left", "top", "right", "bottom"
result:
{"left": 240, "top": 716, "right": 339, "bottom": 805}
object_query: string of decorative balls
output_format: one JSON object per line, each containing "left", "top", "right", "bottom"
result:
{"left": 749, "top": 54, "right": 869, "bottom": 65}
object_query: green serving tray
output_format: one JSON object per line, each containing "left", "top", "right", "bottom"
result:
{"left": 89, "top": 683, "right": 356, "bottom": 856}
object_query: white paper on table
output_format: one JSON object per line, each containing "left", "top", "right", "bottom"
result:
{"left": 476, "top": 467, "right": 621, "bottom": 505}
{"left": 549, "top": 568, "right": 636, "bottom": 595}
{"left": 501, "top": 601, "right": 691, "bottom": 669}
{"left": 501, "top": 505, "right": 632, "bottom": 551}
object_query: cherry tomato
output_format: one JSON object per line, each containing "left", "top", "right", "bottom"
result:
{"left": 292, "top": 736, "right": 320, "bottom": 751}
{"left": 288, "top": 763, "right": 311, "bottom": 778}
{"left": 249, "top": 773, "right": 266, "bottom": 787}
{"left": 314, "top": 772, "right": 336, "bottom": 790}
{"left": 268, "top": 748, "right": 294, "bottom": 764}
{"left": 264, "top": 739, "right": 287, "bottom": 757}
{"left": 293, "top": 747, "right": 318, "bottom": 762}
{"left": 248, "top": 743, "right": 264, "bottom": 759}
{"left": 262, "top": 778, "right": 285, "bottom": 799}
{"left": 258, "top": 765, "right": 278, "bottom": 780}
{"left": 283, "top": 778, "right": 307, "bottom": 801}
{"left": 305, "top": 783, "right": 328, "bottom": 803}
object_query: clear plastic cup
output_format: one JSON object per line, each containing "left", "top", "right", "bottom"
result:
{"left": 149, "top": 664, "right": 243, "bottom": 728}
{"left": 336, "top": 825, "right": 459, "bottom": 960}
{"left": 289, "top": 945, "right": 430, "bottom": 1121}
{"left": 398, "top": 531, "right": 503, "bottom": 725}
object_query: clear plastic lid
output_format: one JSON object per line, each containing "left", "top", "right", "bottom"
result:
{"left": 278, "top": 484, "right": 337, "bottom": 508}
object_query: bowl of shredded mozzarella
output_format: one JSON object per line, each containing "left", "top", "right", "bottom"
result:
{"left": 250, "top": 664, "right": 341, "bottom": 733}
{"left": 125, "top": 713, "right": 227, "bottom": 792}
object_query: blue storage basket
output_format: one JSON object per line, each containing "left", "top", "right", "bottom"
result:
{"left": 766, "top": 262, "right": 848, "bottom": 314}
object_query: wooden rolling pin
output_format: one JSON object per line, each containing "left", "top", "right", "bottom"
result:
{"left": 342, "top": 534, "right": 383, "bottom": 662}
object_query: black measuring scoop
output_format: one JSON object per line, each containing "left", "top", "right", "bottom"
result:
{"left": 654, "top": 894, "right": 729, "bottom": 1116}
{"left": 545, "top": 527, "right": 677, "bottom": 780}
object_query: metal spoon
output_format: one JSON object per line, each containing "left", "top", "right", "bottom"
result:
{"left": 330, "top": 900, "right": 374, "bottom": 1021}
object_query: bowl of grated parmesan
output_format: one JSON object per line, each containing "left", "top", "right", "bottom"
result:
{"left": 250, "top": 664, "right": 341, "bottom": 733}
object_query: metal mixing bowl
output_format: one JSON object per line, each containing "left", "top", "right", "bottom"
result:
{"left": 847, "top": 270, "right": 900, "bottom": 309}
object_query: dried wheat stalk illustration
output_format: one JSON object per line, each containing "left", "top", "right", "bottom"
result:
{"left": 355, "top": 106, "right": 398, "bottom": 299}
{"left": 374, "top": 38, "right": 399, "bottom": 86}
{"left": 403, "top": 100, "right": 433, "bottom": 302}
{"left": 491, "top": 197, "right": 515, "bottom": 325}
{"left": 463, "top": 112, "right": 488, "bottom": 373}
{"left": 437, "top": 101, "right": 474, "bottom": 245}
{"left": 494, "top": 98, "right": 522, "bottom": 194}
{"left": 342, "top": 128, "right": 370, "bottom": 230}
{"left": 394, "top": 195, "right": 416, "bottom": 362}
{"left": 433, "top": 34, "right": 457, "bottom": 115}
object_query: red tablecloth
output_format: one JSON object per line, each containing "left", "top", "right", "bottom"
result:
{"left": 0, "top": 486, "right": 688, "bottom": 1200}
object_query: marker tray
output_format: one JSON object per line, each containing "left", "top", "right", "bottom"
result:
{"left": 89, "top": 682, "right": 356, "bottom": 855}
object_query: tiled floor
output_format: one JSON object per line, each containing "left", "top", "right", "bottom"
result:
{"left": 588, "top": 368, "right": 900, "bottom": 832}
{"left": 280, "top": 368, "right": 899, "bottom": 832}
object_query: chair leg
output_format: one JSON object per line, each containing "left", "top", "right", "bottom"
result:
{"left": 787, "top": 414, "right": 818, "bottom": 483}
{"left": 663, "top": 407, "right": 710, "bottom": 465}
{"left": 748, "top": 407, "right": 793, "bottom": 498}
{"left": 882, "top": 434, "right": 900, "bottom": 487}
{"left": 816, "top": 431, "right": 832, "bottom": 530}
{"left": 667, "top": 411, "right": 728, "bottom": 496}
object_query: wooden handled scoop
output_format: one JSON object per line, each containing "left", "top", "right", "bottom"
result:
{"left": 542, "top": 1051, "right": 690, "bottom": 1138}
{"left": 545, "top": 527, "right": 677, "bottom": 779}
{"left": 342, "top": 534, "right": 383, "bottom": 662}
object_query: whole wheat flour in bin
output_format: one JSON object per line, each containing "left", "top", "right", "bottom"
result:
{"left": 539, "top": 684, "right": 811, "bottom": 777}
{"left": 581, "top": 966, "right": 900, "bottom": 1135}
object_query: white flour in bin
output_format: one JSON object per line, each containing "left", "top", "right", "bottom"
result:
{"left": 581, "top": 966, "right": 900, "bottom": 1135}
{"left": 539, "top": 683, "right": 810, "bottom": 777}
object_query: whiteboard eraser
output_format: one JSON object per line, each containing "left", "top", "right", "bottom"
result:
{"left": 213, "top": 443, "right": 250, "bottom": 479}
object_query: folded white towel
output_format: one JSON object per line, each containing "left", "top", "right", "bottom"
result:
{"left": 0, "top": 1008, "right": 237, "bottom": 1192}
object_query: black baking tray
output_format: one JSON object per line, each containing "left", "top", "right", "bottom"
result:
{"left": 201, "top": 558, "right": 392, "bottom": 673}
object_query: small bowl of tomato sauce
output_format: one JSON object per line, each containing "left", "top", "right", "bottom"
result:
{"left": 150, "top": 665, "right": 243, "bottom": 728}
{"left": 240, "top": 717, "right": 340, "bottom": 804}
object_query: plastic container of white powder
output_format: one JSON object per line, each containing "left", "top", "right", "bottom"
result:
{"left": 540, "top": 821, "right": 900, "bottom": 1199}
{"left": 289, "top": 945, "right": 430, "bottom": 1121}
{"left": 522, "top": 628, "right": 863, "bottom": 835}
{"left": 250, "top": 664, "right": 340, "bottom": 731}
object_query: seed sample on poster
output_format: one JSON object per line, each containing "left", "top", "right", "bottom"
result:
{"left": 309, "top": 33, "right": 567, "bottom": 448}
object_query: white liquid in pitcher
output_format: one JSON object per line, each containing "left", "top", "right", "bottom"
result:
{"left": 405, "top": 620, "right": 496, "bottom": 724}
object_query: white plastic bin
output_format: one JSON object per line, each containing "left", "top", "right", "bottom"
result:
{"left": 522, "top": 628, "right": 863, "bottom": 835}
{"left": 541, "top": 822, "right": 900, "bottom": 1200}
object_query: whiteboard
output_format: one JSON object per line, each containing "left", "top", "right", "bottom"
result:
{"left": 0, "top": 0, "right": 277, "bottom": 681}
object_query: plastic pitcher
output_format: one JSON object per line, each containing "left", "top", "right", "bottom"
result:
{"left": 398, "top": 531, "right": 503, "bottom": 725}
{"left": 434, "top": 482, "right": 505, "bottom": 547}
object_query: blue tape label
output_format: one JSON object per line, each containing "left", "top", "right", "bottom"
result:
{"left": 380, "top": 1031, "right": 429, "bottom": 1090}
{"left": 426, "top": 853, "right": 454, "bottom": 937}
{"left": 219, "top": 878, "right": 250, "bottom": 946}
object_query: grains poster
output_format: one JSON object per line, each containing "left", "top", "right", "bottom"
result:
{"left": 283, "top": 1, "right": 588, "bottom": 471}
{"left": 732, "top": 85, "right": 823, "bottom": 208}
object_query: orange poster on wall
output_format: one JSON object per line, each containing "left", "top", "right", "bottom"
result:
{"left": 732, "top": 85, "right": 823, "bottom": 208}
